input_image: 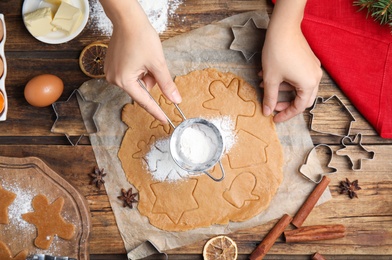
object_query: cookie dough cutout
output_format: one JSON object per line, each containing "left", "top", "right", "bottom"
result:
{"left": 119, "top": 68, "right": 284, "bottom": 231}
{"left": 22, "top": 194, "right": 76, "bottom": 250}
{"left": 0, "top": 184, "right": 16, "bottom": 224}
{"left": 0, "top": 241, "right": 28, "bottom": 260}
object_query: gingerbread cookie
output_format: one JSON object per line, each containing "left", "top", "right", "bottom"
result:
{"left": 0, "top": 184, "right": 16, "bottom": 224}
{"left": 22, "top": 194, "right": 75, "bottom": 249}
{"left": 119, "top": 68, "right": 284, "bottom": 231}
{"left": 0, "top": 241, "right": 28, "bottom": 260}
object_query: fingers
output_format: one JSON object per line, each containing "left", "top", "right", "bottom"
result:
{"left": 150, "top": 61, "right": 182, "bottom": 104}
{"left": 122, "top": 79, "right": 168, "bottom": 123}
{"left": 261, "top": 79, "right": 281, "bottom": 117}
{"left": 273, "top": 86, "right": 318, "bottom": 123}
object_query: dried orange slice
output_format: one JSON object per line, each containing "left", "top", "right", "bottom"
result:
{"left": 203, "top": 235, "right": 238, "bottom": 260}
{"left": 79, "top": 42, "right": 108, "bottom": 78}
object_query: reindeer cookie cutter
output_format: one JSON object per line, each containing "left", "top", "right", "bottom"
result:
{"left": 336, "top": 133, "right": 375, "bottom": 171}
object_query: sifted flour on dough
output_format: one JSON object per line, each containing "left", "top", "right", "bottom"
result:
{"left": 178, "top": 123, "right": 218, "bottom": 165}
{"left": 145, "top": 116, "right": 236, "bottom": 182}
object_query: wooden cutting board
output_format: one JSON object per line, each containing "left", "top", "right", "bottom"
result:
{"left": 0, "top": 156, "right": 91, "bottom": 259}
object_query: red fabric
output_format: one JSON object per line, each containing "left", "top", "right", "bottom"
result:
{"left": 301, "top": 0, "right": 392, "bottom": 138}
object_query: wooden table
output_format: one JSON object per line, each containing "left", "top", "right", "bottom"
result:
{"left": 1, "top": 1, "right": 391, "bottom": 259}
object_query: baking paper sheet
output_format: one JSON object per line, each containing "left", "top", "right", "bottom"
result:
{"left": 78, "top": 10, "right": 331, "bottom": 257}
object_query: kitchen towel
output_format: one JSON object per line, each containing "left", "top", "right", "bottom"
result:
{"left": 301, "top": 0, "right": 392, "bottom": 138}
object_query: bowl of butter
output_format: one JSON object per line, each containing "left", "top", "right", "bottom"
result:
{"left": 22, "top": 0, "right": 89, "bottom": 44}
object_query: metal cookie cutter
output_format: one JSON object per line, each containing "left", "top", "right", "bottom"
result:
{"left": 127, "top": 240, "right": 168, "bottom": 260}
{"left": 137, "top": 79, "right": 226, "bottom": 182}
{"left": 299, "top": 144, "right": 337, "bottom": 183}
{"left": 51, "top": 89, "right": 100, "bottom": 146}
{"left": 336, "top": 133, "right": 375, "bottom": 170}
{"left": 309, "top": 95, "right": 356, "bottom": 137}
{"left": 229, "top": 18, "right": 267, "bottom": 62}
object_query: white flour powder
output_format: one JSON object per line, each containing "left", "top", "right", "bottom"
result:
{"left": 145, "top": 116, "right": 237, "bottom": 182}
{"left": 179, "top": 124, "right": 218, "bottom": 165}
{"left": 89, "top": 0, "right": 184, "bottom": 35}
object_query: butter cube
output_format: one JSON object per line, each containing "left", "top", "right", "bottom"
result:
{"left": 51, "top": 2, "right": 81, "bottom": 34}
{"left": 24, "top": 7, "right": 54, "bottom": 37}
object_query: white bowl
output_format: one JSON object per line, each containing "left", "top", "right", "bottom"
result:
{"left": 22, "top": 0, "right": 89, "bottom": 44}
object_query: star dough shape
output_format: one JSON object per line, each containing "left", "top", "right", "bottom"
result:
{"left": 22, "top": 194, "right": 76, "bottom": 250}
{"left": 0, "top": 241, "right": 28, "bottom": 260}
{"left": 229, "top": 18, "right": 267, "bottom": 61}
{"left": 0, "top": 184, "right": 16, "bottom": 224}
{"left": 151, "top": 179, "right": 199, "bottom": 224}
{"left": 51, "top": 89, "right": 100, "bottom": 146}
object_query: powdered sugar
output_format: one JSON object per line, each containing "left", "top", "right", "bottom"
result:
{"left": 89, "top": 0, "right": 184, "bottom": 35}
{"left": 145, "top": 116, "right": 237, "bottom": 182}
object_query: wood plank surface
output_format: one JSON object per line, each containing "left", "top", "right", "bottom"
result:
{"left": 1, "top": 0, "right": 391, "bottom": 259}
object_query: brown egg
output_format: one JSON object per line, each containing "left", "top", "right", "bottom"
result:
{"left": 0, "top": 57, "right": 3, "bottom": 78}
{"left": 24, "top": 74, "right": 64, "bottom": 107}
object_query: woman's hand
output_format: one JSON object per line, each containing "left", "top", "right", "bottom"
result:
{"left": 261, "top": 0, "right": 322, "bottom": 123}
{"left": 100, "top": 0, "right": 182, "bottom": 123}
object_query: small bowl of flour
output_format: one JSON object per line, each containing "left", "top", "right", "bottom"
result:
{"left": 170, "top": 118, "right": 224, "bottom": 173}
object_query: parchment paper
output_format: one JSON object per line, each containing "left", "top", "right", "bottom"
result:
{"left": 78, "top": 10, "right": 332, "bottom": 258}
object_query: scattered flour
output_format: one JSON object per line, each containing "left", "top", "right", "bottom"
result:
{"left": 89, "top": 0, "right": 184, "bottom": 35}
{"left": 1, "top": 182, "right": 76, "bottom": 256}
{"left": 2, "top": 181, "right": 35, "bottom": 233}
{"left": 145, "top": 116, "right": 237, "bottom": 182}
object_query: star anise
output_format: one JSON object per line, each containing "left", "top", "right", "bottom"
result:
{"left": 339, "top": 178, "right": 361, "bottom": 199}
{"left": 89, "top": 167, "right": 107, "bottom": 189}
{"left": 118, "top": 188, "right": 138, "bottom": 209}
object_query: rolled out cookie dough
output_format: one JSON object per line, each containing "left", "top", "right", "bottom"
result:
{"left": 118, "top": 68, "right": 284, "bottom": 231}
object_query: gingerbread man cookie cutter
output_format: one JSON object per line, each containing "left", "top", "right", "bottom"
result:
{"left": 336, "top": 133, "right": 375, "bottom": 170}
{"left": 299, "top": 144, "right": 337, "bottom": 184}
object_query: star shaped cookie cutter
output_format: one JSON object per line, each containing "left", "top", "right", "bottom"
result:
{"left": 51, "top": 89, "right": 100, "bottom": 146}
{"left": 299, "top": 144, "right": 337, "bottom": 184}
{"left": 229, "top": 18, "right": 267, "bottom": 62}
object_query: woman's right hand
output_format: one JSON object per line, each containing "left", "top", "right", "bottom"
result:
{"left": 100, "top": 0, "right": 182, "bottom": 123}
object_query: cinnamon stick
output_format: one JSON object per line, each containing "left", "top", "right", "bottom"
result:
{"left": 292, "top": 176, "right": 330, "bottom": 228}
{"left": 249, "top": 214, "right": 292, "bottom": 260}
{"left": 312, "top": 252, "right": 327, "bottom": 260}
{"left": 284, "top": 224, "right": 346, "bottom": 243}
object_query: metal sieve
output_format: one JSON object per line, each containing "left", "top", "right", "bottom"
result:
{"left": 137, "top": 79, "right": 226, "bottom": 182}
